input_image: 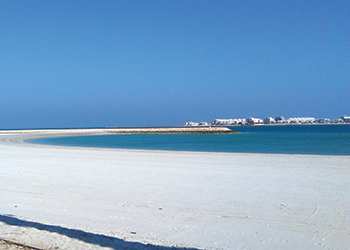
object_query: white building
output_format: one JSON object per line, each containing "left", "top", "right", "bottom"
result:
{"left": 287, "top": 117, "right": 316, "bottom": 124}
{"left": 264, "top": 117, "right": 275, "bottom": 124}
{"left": 332, "top": 118, "right": 344, "bottom": 124}
{"left": 214, "top": 119, "right": 246, "bottom": 125}
{"left": 185, "top": 121, "right": 199, "bottom": 126}
{"left": 246, "top": 117, "right": 263, "bottom": 125}
{"left": 275, "top": 116, "right": 285, "bottom": 123}
{"left": 199, "top": 121, "right": 209, "bottom": 126}
{"left": 342, "top": 115, "right": 350, "bottom": 123}
{"left": 317, "top": 118, "right": 331, "bottom": 124}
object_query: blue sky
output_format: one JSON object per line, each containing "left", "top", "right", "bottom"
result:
{"left": 0, "top": 0, "right": 349, "bottom": 128}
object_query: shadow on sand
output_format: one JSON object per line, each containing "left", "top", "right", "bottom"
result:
{"left": 0, "top": 214, "right": 200, "bottom": 250}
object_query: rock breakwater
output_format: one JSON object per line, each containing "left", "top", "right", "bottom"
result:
{"left": 107, "top": 127, "right": 238, "bottom": 134}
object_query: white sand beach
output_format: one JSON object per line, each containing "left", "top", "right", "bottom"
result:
{"left": 0, "top": 130, "right": 349, "bottom": 250}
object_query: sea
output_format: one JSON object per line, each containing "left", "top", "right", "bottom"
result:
{"left": 29, "top": 125, "right": 350, "bottom": 156}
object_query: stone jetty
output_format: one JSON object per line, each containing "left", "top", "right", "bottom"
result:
{"left": 106, "top": 126, "right": 238, "bottom": 134}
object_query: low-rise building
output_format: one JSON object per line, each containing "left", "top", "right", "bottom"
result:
{"left": 246, "top": 117, "right": 263, "bottom": 125}
{"left": 275, "top": 116, "right": 285, "bottom": 123}
{"left": 317, "top": 118, "right": 331, "bottom": 124}
{"left": 264, "top": 117, "right": 275, "bottom": 124}
{"left": 214, "top": 118, "right": 247, "bottom": 125}
{"left": 287, "top": 117, "right": 315, "bottom": 124}
{"left": 332, "top": 118, "right": 344, "bottom": 123}
{"left": 213, "top": 119, "right": 230, "bottom": 125}
{"left": 199, "top": 121, "right": 209, "bottom": 126}
{"left": 185, "top": 121, "right": 199, "bottom": 126}
{"left": 342, "top": 115, "right": 350, "bottom": 123}
{"left": 189, "top": 114, "right": 345, "bottom": 127}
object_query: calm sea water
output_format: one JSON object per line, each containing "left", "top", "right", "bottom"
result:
{"left": 29, "top": 125, "right": 350, "bottom": 155}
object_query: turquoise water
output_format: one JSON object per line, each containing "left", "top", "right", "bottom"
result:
{"left": 29, "top": 125, "right": 350, "bottom": 155}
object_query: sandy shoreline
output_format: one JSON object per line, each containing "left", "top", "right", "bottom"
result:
{"left": 0, "top": 130, "right": 349, "bottom": 249}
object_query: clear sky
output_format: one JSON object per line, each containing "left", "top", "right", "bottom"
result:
{"left": 1, "top": 0, "right": 349, "bottom": 128}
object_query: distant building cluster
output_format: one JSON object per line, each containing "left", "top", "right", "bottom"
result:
{"left": 185, "top": 115, "right": 350, "bottom": 126}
